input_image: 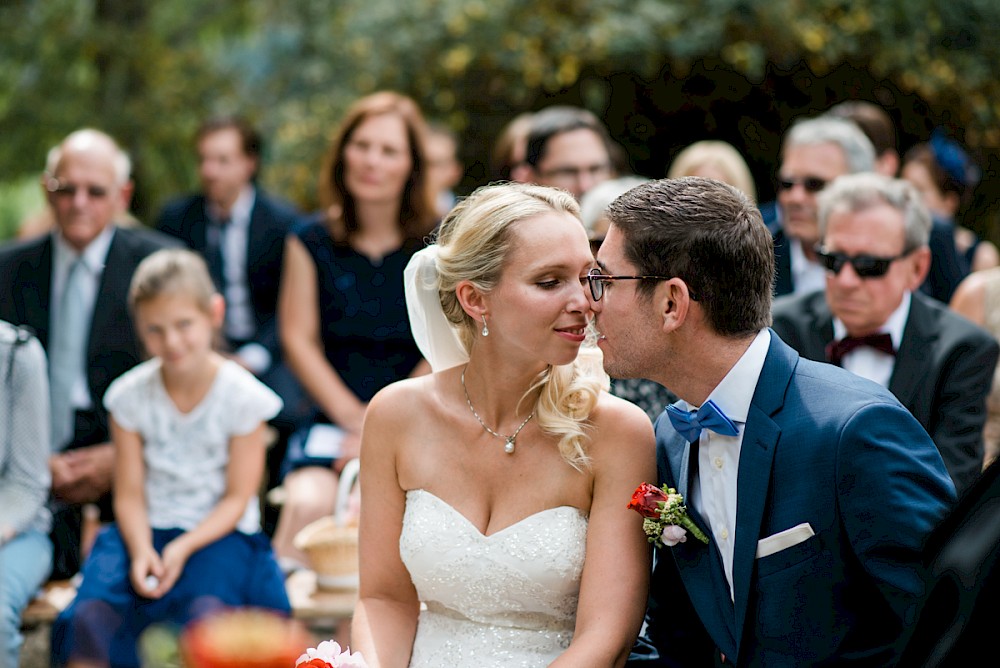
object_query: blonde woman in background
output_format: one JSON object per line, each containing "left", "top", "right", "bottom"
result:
{"left": 667, "top": 139, "right": 758, "bottom": 202}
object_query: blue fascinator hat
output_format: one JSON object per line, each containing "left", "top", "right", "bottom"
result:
{"left": 929, "top": 129, "right": 981, "bottom": 189}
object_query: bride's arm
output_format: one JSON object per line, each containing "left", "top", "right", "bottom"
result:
{"left": 551, "top": 396, "right": 657, "bottom": 668}
{"left": 352, "top": 384, "right": 421, "bottom": 668}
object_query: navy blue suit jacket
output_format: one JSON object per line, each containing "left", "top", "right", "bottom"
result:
{"left": 631, "top": 332, "right": 955, "bottom": 666}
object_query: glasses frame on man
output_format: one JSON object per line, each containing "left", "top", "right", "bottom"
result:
{"left": 586, "top": 267, "right": 679, "bottom": 301}
{"left": 813, "top": 245, "right": 916, "bottom": 279}
{"left": 776, "top": 176, "right": 828, "bottom": 194}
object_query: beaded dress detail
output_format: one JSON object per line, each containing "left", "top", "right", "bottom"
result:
{"left": 400, "top": 489, "right": 588, "bottom": 667}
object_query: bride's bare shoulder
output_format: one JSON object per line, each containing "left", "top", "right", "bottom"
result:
{"left": 588, "top": 391, "right": 656, "bottom": 448}
{"left": 367, "top": 369, "right": 459, "bottom": 425}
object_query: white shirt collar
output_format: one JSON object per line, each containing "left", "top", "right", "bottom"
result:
{"left": 210, "top": 185, "right": 256, "bottom": 227}
{"left": 52, "top": 224, "right": 115, "bottom": 275}
{"left": 679, "top": 328, "right": 771, "bottom": 423}
{"left": 833, "top": 291, "right": 911, "bottom": 350}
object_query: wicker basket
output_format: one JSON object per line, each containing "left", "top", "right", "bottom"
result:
{"left": 293, "top": 458, "right": 360, "bottom": 591}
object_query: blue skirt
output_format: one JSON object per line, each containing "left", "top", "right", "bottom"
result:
{"left": 51, "top": 525, "right": 290, "bottom": 668}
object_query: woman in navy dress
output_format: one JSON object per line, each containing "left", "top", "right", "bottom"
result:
{"left": 271, "top": 92, "right": 437, "bottom": 570}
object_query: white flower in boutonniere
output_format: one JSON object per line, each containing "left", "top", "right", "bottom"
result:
{"left": 627, "top": 482, "right": 709, "bottom": 548}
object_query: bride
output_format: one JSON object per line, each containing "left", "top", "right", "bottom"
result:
{"left": 351, "top": 182, "right": 655, "bottom": 667}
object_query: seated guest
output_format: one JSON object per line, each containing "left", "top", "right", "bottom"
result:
{"left": 0, "top": 322, "right": 52, "bottom": 668}
{"left": 667, "top": 139, "right": 758, "bottom": 202}
{"left": 827, "top": 101, "right": 968, "bottom": 303}
{"left": 52, "top": 249, "right": 288, "bottom": 668}
{"left": 772, "top": 116, "right": 876, "bottom": 297}
{"left": 270, "top": 92, "right": 435, "bottom": 571}
{"left": 903, "top": 131, "right": 999, "bottom": 274}
{"left": 772, "top": 173, "right": 998, "bottom": 494}
{"left": 0, "top": 129, "right": 177, "bottom": 579}
{"left": 524, "top": 106, "right": 619, "bottom": 200}
{"left": 156, "top": 117, "right": 311, "bottom": 523}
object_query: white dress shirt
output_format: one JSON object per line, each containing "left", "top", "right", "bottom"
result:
{"left": 790, "top": 238, "right": 826, "bottom": 295}
{"left": 50, "top": 226, "right": 115, "bottom": 411}
{"left": 215, "top": 186, "right": 256, "bottom": 342}
{"left": 832, "top": 291, "right": 910, "bottom": 389}
{"left": 686, "top": 328, "right": 771, "bottom": 600}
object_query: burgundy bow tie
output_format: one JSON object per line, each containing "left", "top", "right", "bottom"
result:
{"left": 826, "top": 332, "right": 895, "bottom": 366}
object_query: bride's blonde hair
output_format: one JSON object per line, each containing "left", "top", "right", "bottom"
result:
{"left": 434, "top": 183, "right": 607, "bottom": 469}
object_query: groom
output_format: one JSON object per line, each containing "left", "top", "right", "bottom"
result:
{"left": 591, "top": 177, "right": 956, "bottom": 666}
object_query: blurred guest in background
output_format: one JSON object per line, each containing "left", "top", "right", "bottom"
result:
{"left": 773, "top": 174, "right": 997, "bottom": 494}
{"left": 772, "top": 116, "right": 876, "bottom": 297}
{"left": 0, "top": 322, "right": 52, "bottom": 668}
{"left": 271, "top": 92, "right": 435, "bottom": 571}
{"left": 903, "top": 131, "right": 999, "bottom": 274}
{"left": 491, "top": 112, "right": 534, "bottom": 183}
{"left": 424, "top": 122, "right": 464, "bottom": 219}
{"left": 667, "top": 140, "right": 757, "bottom": 202}
{"left": 156, "top": 117, "right": 311, "bottom": 527}
{"left": 525, "top": 106, "right": 618, "bottom": 200}
{"left": 0, "top": 129, "right": 177, "bottom": 579}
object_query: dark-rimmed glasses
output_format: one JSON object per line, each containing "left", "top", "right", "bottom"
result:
{"left": 46, "top": 178, "right": 109, "bottom": 200}
{"left": 777, "top": 176, "right": 827, "bottom": 194}
{"left": 813, "top": 245, "right": 914, "bottom": 279}
{"left": 586, "top": 267, "right": 674, "bottom": 301}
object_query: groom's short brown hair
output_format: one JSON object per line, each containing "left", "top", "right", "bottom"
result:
{"left": 606, "top": 177, "right": 775, "bottom": 338}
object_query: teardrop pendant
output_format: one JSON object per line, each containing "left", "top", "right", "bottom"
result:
{"left": 504, "top": 437, "right": 515, "bottom": 454}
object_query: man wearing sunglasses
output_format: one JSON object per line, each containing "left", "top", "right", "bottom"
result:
{"left": 772, "top": 116, "right": 877, "bottom": 297}
{"left": 772, "top": 173, "right": 997, "bottom": 494}
{"left": 597, "top": 177, "right": 954, "bottom": 667}
{"left": 0, "top": 129, "right": 177, "bottom": 579}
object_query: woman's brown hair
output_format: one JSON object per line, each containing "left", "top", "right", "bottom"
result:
{"left": 318, "top": 91, "right": 437, "bottom": 243}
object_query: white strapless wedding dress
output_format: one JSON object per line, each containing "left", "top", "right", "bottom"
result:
{"left": 399, "top": 489, "right": 589, "bottom": 667}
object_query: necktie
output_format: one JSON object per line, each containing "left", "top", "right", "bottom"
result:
{"left": 666, "top": 400, "right": 740, "bottom": 443}
{"left": 825, "top": 332, "right": 895, "bottom": 367}
{"left": 206, "top": 217, "right": 228, "bottom": 294}
{"left": 49, "top": 258, "right": 91, "bottom": 450}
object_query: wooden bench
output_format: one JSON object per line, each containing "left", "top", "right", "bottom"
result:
{"left": 285, "top": 569, "right": 356, "bottom": 623}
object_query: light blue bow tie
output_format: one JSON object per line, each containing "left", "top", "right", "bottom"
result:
{"left": 665, "top": 400, "right": 740, "bottom": 443}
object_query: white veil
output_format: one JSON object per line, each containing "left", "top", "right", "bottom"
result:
{"left": 404, "top": 245, "right": 469, "bottom": 372}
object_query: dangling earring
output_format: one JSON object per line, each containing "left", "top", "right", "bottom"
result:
{"left": 481, "top": 316, "right": 490, "bottom": 337}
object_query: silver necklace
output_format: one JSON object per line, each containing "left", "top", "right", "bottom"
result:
{"left": 461, "top": 369, "right": 535, "bottom": 454}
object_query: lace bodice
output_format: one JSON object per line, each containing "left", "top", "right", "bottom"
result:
{"left": 399, "top": 489, "right": 588, "bottom": 667}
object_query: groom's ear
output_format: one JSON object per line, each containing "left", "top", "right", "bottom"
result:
{"left": 658, "top": 278, "right": 694, "bottom": 333}
{"left": 455, "top": 280, "right": 487, "bottom": 320}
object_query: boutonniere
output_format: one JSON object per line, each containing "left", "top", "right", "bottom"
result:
{"left": 628, "top": 482, "right": 709, "bottom": 547}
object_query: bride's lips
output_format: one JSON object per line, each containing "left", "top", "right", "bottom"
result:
{"left": 555, "top": 325, "right": 587, "bottom": 343}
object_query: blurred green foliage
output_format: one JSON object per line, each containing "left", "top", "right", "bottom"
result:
{"left": 1, "top": 0, "right": 999, "bottom": 238}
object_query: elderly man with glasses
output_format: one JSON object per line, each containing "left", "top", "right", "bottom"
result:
{"left": 0, "top": 128, "right": 178, "bottom": 579}
{"left": 772, "top": 173, "right": 998, "bottom": 494}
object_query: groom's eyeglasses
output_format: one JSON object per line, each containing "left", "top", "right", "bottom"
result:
{"left": 813, "top": 245, "right": 914, "bottom": 279}
{"left": 586, "top": 267, "right": 676, "bottom": 301}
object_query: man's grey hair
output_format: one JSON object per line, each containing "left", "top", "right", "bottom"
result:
{"left": 818, "top": 173, "right": 932, "bottom": 250}
{"left": 45, "top": 128, "right": 132, "bottom": 187}
{"left": 783, "top": 116, "right": 877, "bottom": 174}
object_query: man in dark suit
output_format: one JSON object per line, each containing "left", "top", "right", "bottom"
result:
{"left": 590, "top": 177, "right": 955, "bottom": 666}
{"left": 0, "top": 128, "right": 178, "bottom": 578}
{"left": 156, "top": 117, "right": 309, "bottom": 521}
{"left": 772, "top": 174, "right": 997, "bottom": 494}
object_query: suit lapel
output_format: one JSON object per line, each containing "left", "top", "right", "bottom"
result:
{"left": 656, "top": 414, "right": 738, "bottom": 658}
{"left": 731, "top": 331, "right": 795, "bottom": 655}
{"left": 889, "top": 293, "right": 937, "bottom": 407}
{"left": 89, "top": 229, "right": 129, "bottom": 363}
{"left": 804, "top": 292, "right": 835, "bottom": 362}
{"left": 26, "top": 238, "right": 54, "bottom": 348}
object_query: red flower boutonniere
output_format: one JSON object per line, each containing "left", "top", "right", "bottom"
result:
{"left": 628, "top": 482, "right": 709, "bottom": 547}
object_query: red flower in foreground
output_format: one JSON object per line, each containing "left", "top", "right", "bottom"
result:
{"left": 299, "top": 661, "right": 333, "bottom": 668}
{"left": 627, "top": 482, "right": 669, "bottom": 518}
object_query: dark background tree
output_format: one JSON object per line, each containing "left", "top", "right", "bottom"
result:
{"left": 1, "top": 0, "right": 998, "bottom": 240}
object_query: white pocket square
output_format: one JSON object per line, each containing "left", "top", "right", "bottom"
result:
{"left": 756, "top": 523, "right": 815, "bottom": 559}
